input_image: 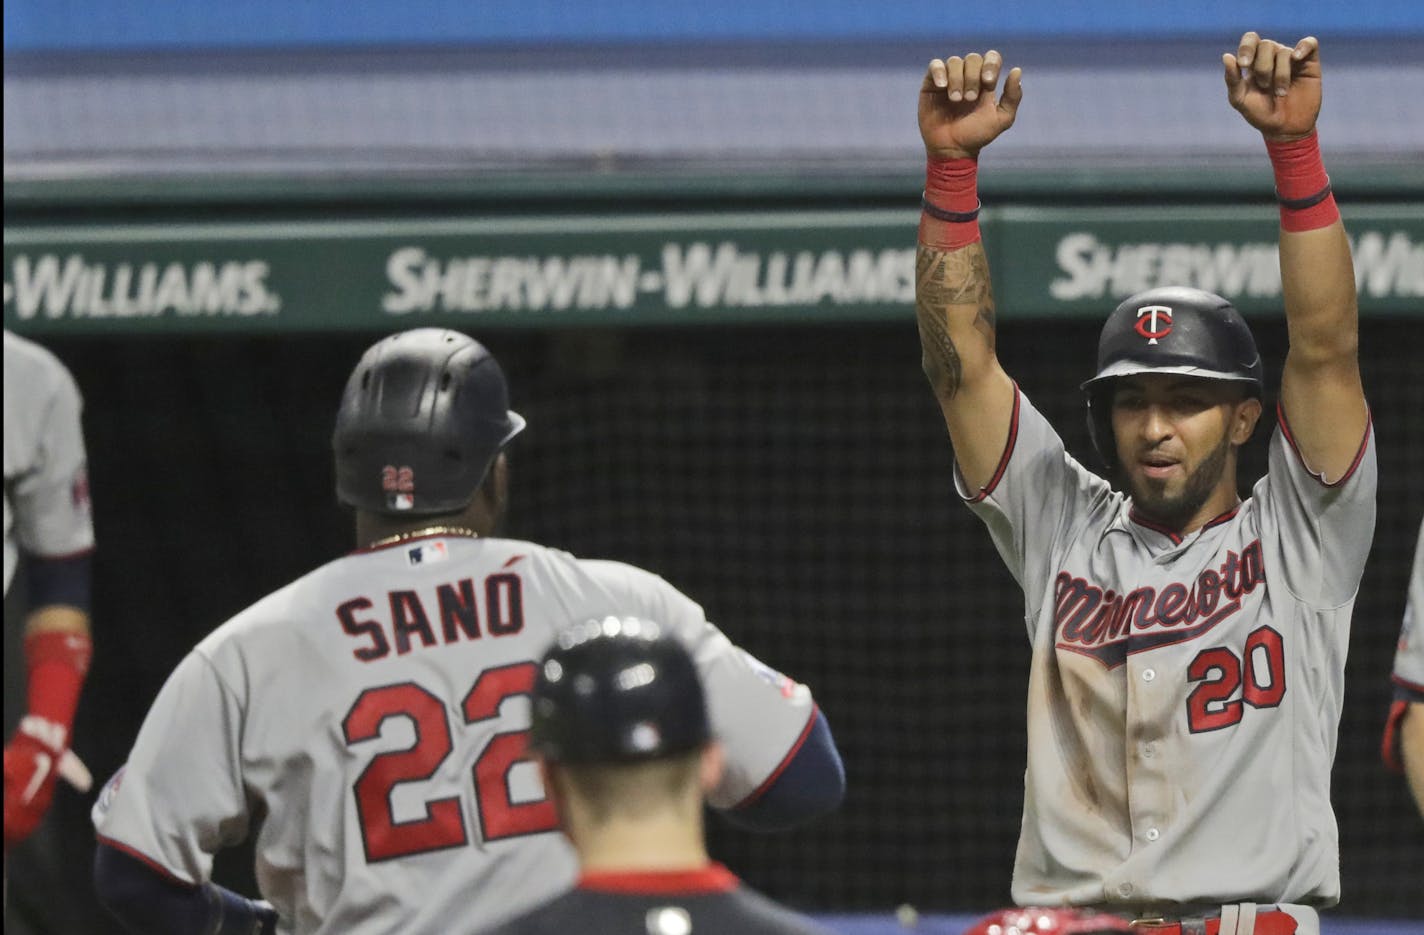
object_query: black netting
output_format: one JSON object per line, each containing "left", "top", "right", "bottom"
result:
{"left": 19, "top": 318, "right": 1423, "bottom": 927}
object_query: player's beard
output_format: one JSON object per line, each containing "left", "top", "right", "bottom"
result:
{"left": 1124, "top": 431, "right": 1232, "bottom": 531}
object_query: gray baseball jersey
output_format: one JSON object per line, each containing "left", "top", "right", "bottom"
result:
{"left": 958, "top": 389, "right": 1375, "bottom": 909}
{"left": 1390, "top": 521, "right": 1424, "bottom": 701}
{"left": 3, "top": 330, "right": 94, "bottom": 595}
{"left": 92, "top": 534, "right": 818, "bottom": 934}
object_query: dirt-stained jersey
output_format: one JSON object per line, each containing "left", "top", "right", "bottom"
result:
{"left": 93, "top": 535, "right": 819, "bottom": 934}
{"left": 958, "top": 388, "right": 1375, "bottom": 909}
{"left": 3, "top": 331, "right": 94, "bottom": 594}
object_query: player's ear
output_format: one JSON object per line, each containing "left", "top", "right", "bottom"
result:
{"left": 487, "top": 453, "right": 508, "bottom": 503}
{"left": 699, "top": 741, "right": 726, "bottom": 793}
{"left": 1231, "top": 397, "right": 1263, "bottom": 446}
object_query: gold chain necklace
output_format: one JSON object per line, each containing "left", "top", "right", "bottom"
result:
{"left": 365, "top": 525, "right": 481, "bottom": 549}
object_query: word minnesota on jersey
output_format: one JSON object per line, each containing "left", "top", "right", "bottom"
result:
{"left": 1053, "top": 540, "right": 1266, "bottom": 668}
{"left": 337, "top": 569, "right": 524, "bottom": 661}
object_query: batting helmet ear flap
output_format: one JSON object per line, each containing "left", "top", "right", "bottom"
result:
{"left": 1085, "top": 382, "right": 1118, "bottom": 472}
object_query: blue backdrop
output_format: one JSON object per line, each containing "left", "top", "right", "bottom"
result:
{"left": 6, "top": 0, "right": 1422, "bottom": 51}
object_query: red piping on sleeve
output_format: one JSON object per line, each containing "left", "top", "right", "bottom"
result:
{"left": 964, "top": 383, "right": 1021, "bottom": 504}
{"left": 1382, "top": 699, "right": 1409, "bottom": 774}
{"left": 95, "top": 834, "right": 199, "bottom": 889}
{"left": 1276, "top": 402, "right": 1372, "bottom": 488}
{"left": 31, "top": 546, "right": 96, "bottom": 561}
{"left": 733, "top": 705, "right": 820, "bottom": 809}
{"left": 1392, "top": 673, "right": 1424, "bottom": 700}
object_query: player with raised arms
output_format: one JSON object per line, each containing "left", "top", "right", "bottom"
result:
{"left": 90, "top": 329, "right": 844, "bottom": 934}
{"left": 915, "top": 32, "right": 1372, "bottom": 934}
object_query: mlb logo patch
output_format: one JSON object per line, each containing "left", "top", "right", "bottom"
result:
{"left": 95, "top": 766, "right": 126, "bottom": 818}
{"left": 387, "top": 492, "right": 415, "bottom": 511}
{"left": 407, "top": 540, "right": 450, "bottom": 566}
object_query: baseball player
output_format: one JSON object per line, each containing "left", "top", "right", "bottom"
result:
{"left": 4, "top": 331, "right": 96, "bottom": 918}
{"left": 90, "top": 328, "right": 843, "bottom": 934}
{"left": 477, "top": 616, "right": 834, "bottom": 935}
{"left": 1381, "top": 520, "right": 1424, "bottom": 819}
{"left": 915, "top": 32, "right": 1372, "bottom": 935}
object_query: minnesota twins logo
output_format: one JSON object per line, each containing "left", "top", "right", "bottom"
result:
{"left": 1134, "top": 305, "right": 1173, "bottom": 344}
{"left": 1053, "top": 541, "right": 1266, "bottom": 668}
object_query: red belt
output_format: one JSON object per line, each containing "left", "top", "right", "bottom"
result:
{"left": 1130, "top": 909, "right": 1298, "bottom": 935}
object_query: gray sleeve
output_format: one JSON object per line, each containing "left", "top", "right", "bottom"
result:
{"left": 959, "top": 388, "right": 1111, "bottom": 620}
{"left": 10, "top": 358, "right": 94, "bottom": 559}
{"left": 91, "top": 650, "right": 250, "bottom": 885}
{"left": 579, "top": 561, "right": 818, "bottom": 809}
{"left": 1255, "top": 409, "right": 1377, "bottom": 608}
{"left": 1392, "top": 521, "right": 1424, "bottom": 698}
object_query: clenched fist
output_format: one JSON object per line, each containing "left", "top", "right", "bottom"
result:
{"left": 918, "top": 50, "right": 1023, "bottom": 160}
{"left": 1224, "top": 32, "right": 1322, "bottom": 141}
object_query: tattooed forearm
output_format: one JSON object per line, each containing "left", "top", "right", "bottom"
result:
{"left": 915, "top": 242, "right": 997, "bottom": 399}
{"left": 917, "top": 290, "right": 962, "bottom": 398}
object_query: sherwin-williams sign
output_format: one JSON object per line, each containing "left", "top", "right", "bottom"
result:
{"left": 4, "top": 207, "right": 1420, "bottom": 335}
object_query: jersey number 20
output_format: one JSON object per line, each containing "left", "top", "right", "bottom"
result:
{"left": 1185, "top": 625, "right": 1286, "bottom": 733}
{"left": 342, "top": 661, "right": 557, "bottom": 863}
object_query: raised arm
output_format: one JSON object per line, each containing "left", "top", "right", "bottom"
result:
{"left": 916, "top": 52, "right": 1022, "bottom": 492}
{"left": 1224, "top": 33, "right": 1368, "bottom": 481}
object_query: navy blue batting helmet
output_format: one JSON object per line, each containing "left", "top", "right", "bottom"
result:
{"left": 1081, "top": 287, "right": 1263, "bottom": 467}
{"left": 530, "top": 617, "right": 710, "bottom": 764}
{"left": 333, "top": 328, "right": 525, "bottom": 515}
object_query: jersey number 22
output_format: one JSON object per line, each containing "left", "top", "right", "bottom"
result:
{"left": 342, "top": 661, "right": 556, "bottom": 862}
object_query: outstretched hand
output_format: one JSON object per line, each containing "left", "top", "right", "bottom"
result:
{"left": 1223, "top": 33, "right": 1322, "bottom": 141}
{"left": 918, "top": 51, "right": 1023, "bottom": 159}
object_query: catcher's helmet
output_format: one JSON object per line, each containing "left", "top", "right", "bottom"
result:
{"left": 529, "top": 617, "right": 710, "bottom": 764}
{"left": 333, "top": 328, "right": 525, "bottom": 515}
{"left": 1081, "top": 286, "right": 1263, "bottom": 467}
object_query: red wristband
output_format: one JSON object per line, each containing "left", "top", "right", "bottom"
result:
{"left": 25, "top": 630, "right": 92, "bottom": 743}
{"left": 1265, "top": 130, "right": 1339, "bottom": 232}
{"left": 921, "top": 157, "right": 981, "bottom": 250}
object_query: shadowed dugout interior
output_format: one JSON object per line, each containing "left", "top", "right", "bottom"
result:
{"left": 6, "top": 320, "right": 1420, "bottom": 930}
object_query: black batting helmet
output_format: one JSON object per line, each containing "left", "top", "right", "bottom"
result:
{"left": 529, "top": 617, "right": 710, "bottom": 764}
{"left": 333, "top": 329, "right": 525, "bottom": 515}
{"left": 1081, "top": 286, "right": 1263, "bottom": 467}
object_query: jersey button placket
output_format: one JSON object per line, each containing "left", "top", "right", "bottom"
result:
{"left": 1126, "top": 656, "right": 1169, "bottom": 862}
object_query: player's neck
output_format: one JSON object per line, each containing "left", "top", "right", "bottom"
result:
{"left": 572, "top": 819, "right": 711, "bottom": 874}
{"left": 356, "top": 505, "right": 491, "bottom": 548}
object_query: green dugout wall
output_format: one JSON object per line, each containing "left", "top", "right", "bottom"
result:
{"left": 6, "top": 166, "right": 1422, "bottom": 334}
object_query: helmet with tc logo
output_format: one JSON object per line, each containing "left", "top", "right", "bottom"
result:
{"left": 1080, "top": 286, "right": 1263, "bottom": 467}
